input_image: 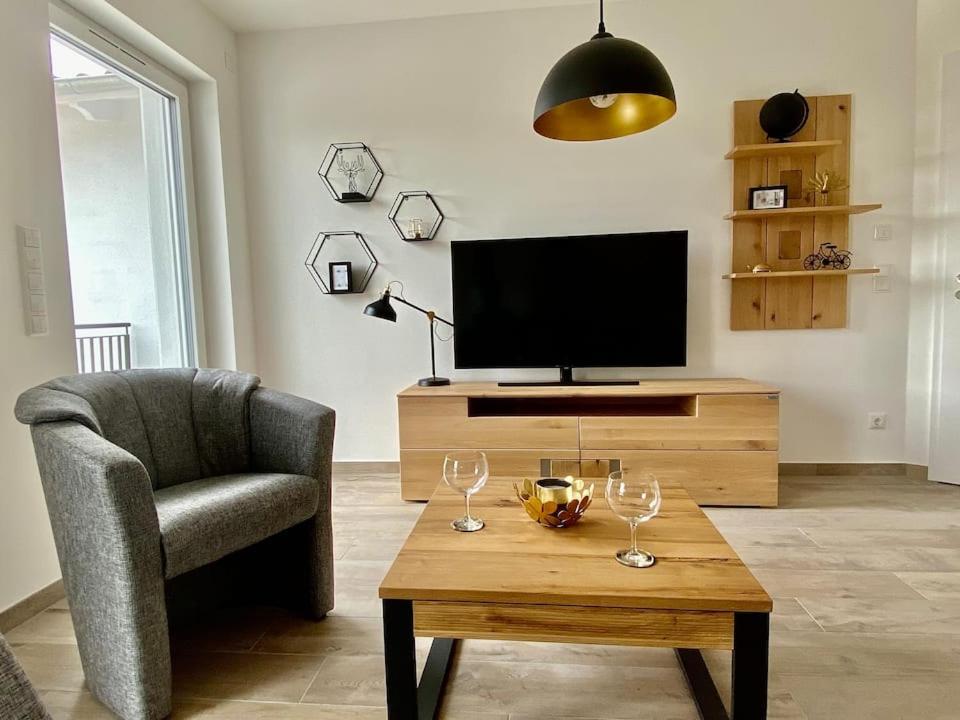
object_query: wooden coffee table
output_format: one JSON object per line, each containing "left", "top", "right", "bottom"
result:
{"left": 379, "top": 477, "right": 772, "bottom": 720}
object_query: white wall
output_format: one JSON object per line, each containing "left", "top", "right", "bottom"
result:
{"left": 0, "top": 0, "right": 78, "bottom": 613}
{"left": 905, "top": 0, "right": 960, "bottom": 466}
{"left": 239, "top": 0, "right": 918, "bottom": 462}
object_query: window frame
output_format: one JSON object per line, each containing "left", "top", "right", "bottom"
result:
{"left": 49, "top": 0, "right": 204, "bottom": 367}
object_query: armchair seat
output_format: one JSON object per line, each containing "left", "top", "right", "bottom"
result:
{"left": 155, "top": 473, "right": 319, "bottom": 579}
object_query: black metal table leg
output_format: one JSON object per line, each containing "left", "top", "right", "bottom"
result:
{"left": 676, "top": 648, "right": 729, "bottom": 720}
{"left": 676, "top": 611, "right": 770, "bottom": 720}
{"left": 417, "top": 637, "right": 457, "bottom": 720}
{"left": 383, "top": 599, "right": 419, "bottom": 719}
{"left": 731, "top": 612, "right": 769, "bottom": 720}
{"left": 382, "top": 599, "right": 458, "bottom": 720}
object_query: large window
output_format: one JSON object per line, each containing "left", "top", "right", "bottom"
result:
{"left": 49, "top": 3, "right": 199, "bottom": 371}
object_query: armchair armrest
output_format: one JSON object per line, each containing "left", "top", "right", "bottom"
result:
{"left": 249, "top": 388, "right": 336, "bottom": 479}
{"left": 28, "top": 421, "right": 169, "bottom": 716}
{"left": 31, "top": 421, "right": 161, "bottom": 568}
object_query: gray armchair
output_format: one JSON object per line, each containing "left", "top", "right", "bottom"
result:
{"left": 1, "top": 632, "right": 51, "bottom": 719}
{"left": 15, "top": 369, "right": 335, "bottom": 720}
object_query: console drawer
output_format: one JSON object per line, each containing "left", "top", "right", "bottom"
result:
{"left": 400, "top": 449, "right": 580, "bottom": 501}
{"left": 579, "top": 394, "right": 779, "bottom": 451}
{"left": 581, "top": 449, "right": 778, "bottom": 507}
{"left": 399, "top": 396, "right": 578, "bottom": 450}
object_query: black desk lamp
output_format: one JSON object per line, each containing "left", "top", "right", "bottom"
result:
{"left": 363, "top": 282, "right": 454, "bottom": 387}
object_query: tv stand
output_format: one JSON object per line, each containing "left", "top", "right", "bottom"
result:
{"left": 498, "top": 366, "right": 641, "bottom": 387}
{"left": 397, "top": 378, "right": 781, "bottom": 506}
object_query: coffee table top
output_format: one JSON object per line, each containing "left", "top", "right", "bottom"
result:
{"left": 379, "top": 477, "right": 772, "bottom": 613}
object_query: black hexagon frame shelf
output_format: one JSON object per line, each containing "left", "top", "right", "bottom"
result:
{"left": 318, "top": 142, "right": 384, "bottom": 203}
{"left": 305, "top": 231, "right": 378, "bottom": 294}
{"left": 388, "top": 190, "right": 444, "bottom": 241}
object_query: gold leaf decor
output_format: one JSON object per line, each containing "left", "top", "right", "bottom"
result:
{"left": 807, "top": 170, "right": 849, "bottom": 196}
{"left": 514, "top": 476, "right": 594, "bottom": 528}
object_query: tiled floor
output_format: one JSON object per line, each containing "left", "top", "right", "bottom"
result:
{"left": 8, "top": 469, "right": 960, "bottom": 719}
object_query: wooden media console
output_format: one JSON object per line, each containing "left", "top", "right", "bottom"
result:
{"left": 397, "top": 378, "right": 780, "bottom": 506}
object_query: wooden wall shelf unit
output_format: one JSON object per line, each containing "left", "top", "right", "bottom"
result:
{"left": 727, "top": 94, "right": 882, "bottom": 330}
{"left": 397, "top": 379, "right": 780, "bottom": 507}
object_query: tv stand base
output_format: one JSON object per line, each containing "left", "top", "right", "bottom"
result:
{"left": 498, "top": 379, "right": 641, "bottom": 387}
{"left": 498, "top": 367, "right": 640, "bottom": 387}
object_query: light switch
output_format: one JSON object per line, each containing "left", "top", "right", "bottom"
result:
{"left": 16, "top": 225, "right": 48, "bottom": 336}
{"left": 23, "top": 247, "right": 42, "bottom": 270}
{"left": 26, "top": 272, "right": 44, "bottom": 291}
{"left": 29, "top": 294, "right": 47, "bottom": 315}
{"left": 874, "top": 224, "right": 892, "bottom": 242}
{"left": 21, "top": 227, "right": 41, "bottom": 248}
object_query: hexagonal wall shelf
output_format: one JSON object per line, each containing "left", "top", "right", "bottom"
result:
{"left": 305, "top": 231, "right": 378, "bottom": 294}
{"left": 388, "top": 190, "right": 443, "bottom": 241}
{"left": 318, "top": 142, "right": 384, "bottom": 203}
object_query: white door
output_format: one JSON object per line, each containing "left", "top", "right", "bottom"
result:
{"left": 929, "top": 50, "right": 960, "bottom": 485}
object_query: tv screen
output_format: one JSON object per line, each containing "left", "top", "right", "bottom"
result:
{"left": 451, "top": 231, "right": 687, "bottom": 370}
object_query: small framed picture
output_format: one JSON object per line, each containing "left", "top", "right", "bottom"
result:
{"left": 749, "top": 185, "right": 788, "bottom": 210}
{"left": 328, "top": 261, "right": 353, "bottom": 294}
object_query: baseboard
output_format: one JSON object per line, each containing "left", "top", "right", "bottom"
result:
{"left": 333, "top": 461, "right": 401, "bottom": 473}
{"left": 0, "top": 579, "right": 64, "bottom": 633}
{"left": 779, "top": 462, "right": 922, "bottom": 477}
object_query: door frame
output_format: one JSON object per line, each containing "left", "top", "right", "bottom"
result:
{"left": 928, "top": 49, "right": 960, "bottom": 485}
{"left": 48, "top": 0, "right": 205, "bottom": 367}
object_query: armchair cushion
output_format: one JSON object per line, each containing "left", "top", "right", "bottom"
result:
{"left": 154, "top": 472, "right": 319, "bottom": 579}
{"left": 192, "top": 368, "right": 260, "bottom": 477}
{"left": 124, "top": 369, "right": 202, "bottom": 488}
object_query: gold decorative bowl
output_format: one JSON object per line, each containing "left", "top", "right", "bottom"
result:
{"left": 514, "top": 476, "right": 594, "bottom": 528}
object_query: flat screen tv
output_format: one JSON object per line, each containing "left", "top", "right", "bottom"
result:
{"left": 451, "top": 231, "right": 687, "bottom": 384}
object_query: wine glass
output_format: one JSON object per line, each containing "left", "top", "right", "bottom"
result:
{"left": 605, "top": 470, "right": 661, "bottom": 567}
{"left": 442, "top": 451, "right": 489, "bottom": 532}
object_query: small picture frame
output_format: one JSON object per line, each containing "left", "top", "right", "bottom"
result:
{"left": 749, "top": 185, "right": 788, "bottom": 210}
{"left": 328, "top": 261, "right": 353, "bottom": 294}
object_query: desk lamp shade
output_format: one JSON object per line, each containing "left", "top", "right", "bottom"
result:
{"left": 363, "top": 292, "right": 397, "bottom": 322}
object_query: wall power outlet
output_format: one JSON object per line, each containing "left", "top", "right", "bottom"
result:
{"left": 868, "top": 413, "right": 887, "bottom": 430}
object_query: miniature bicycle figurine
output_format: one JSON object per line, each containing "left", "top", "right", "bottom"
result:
{"left": 803, "top": 242, "right": 852, "bottom": 270}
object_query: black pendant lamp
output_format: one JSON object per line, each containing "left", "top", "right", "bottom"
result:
{"left": 533, "top": 0, "right": 676, "bottom": 141}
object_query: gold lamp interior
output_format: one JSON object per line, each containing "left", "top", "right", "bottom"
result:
{"left": 534, "top": 93, "right": 677, "bottom": 141}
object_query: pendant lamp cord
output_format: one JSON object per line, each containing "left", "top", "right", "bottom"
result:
{"left": 598, "top": 0, "right": 605, "bottom": 33}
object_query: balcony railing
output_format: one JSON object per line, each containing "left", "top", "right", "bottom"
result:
{"left": 75, "top": 323, "right": 132, "bottom": 373}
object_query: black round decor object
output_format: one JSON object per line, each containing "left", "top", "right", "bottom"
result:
{"left": 759, "top": 90, "right": 809, "bottom": 141}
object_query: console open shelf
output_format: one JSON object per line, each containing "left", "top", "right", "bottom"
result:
{"left": 467, "top": 395, "right": 697, "bottom": 418}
